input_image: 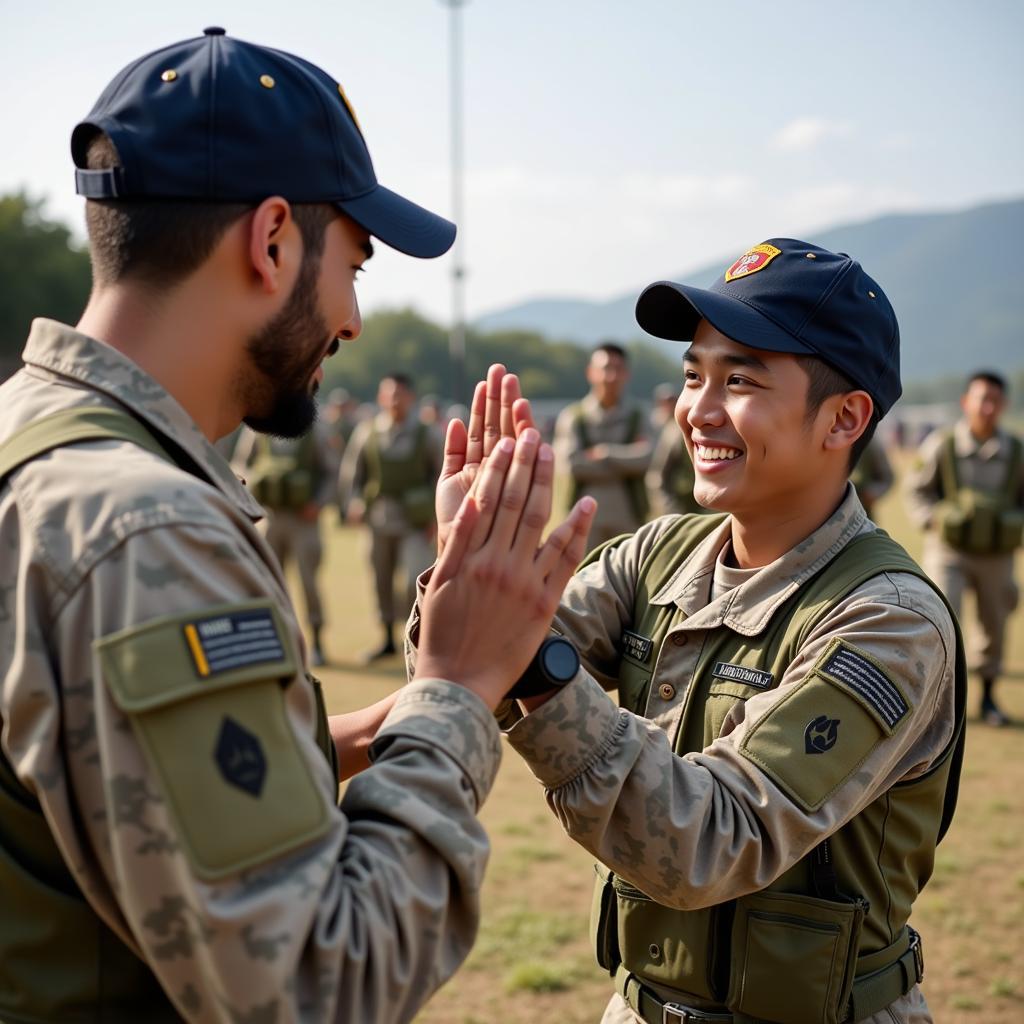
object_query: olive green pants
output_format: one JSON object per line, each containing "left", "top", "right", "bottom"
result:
{"left": 262, "top": 510, "right": 324, "bottom": 629}
{"left": 923, "top": 539, "right": 1018, "bottom": 678}
{"left": 367, "top": 526, "right": 435, "bottom": 626}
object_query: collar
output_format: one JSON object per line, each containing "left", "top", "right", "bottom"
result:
{"left": 954, "top": 418, "right": 1010, "bottom": 462}
{"left": 22, "top": 319, "right": 264, "bottom": 521}
{"left": 649, "top": 486, "right": 869, "bottom": 636}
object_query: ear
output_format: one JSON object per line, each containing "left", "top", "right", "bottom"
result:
{"left": 247, "top": 196, "right": 301, "bottom": 295}
{"left": 822, "top": 390, "right": 874, "bottom": 456}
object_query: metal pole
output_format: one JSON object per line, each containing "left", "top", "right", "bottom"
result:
{"left": 443, "top": 0, "right": 467, "bottom": 405}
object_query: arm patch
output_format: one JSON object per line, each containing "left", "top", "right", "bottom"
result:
{"left": 96, "top": 600, "right": 331, "bottom": 880}
{"left": 738, "top": 639, "right": 910, "bottom": 813}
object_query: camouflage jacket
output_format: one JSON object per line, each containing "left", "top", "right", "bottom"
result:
{"left": 0, "top": 320, "right": 501, "bottom": 1023}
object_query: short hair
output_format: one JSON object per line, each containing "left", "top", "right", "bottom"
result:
{"left": 592, "top": 341, "right": 628, "bottom": 362}
{"left": 965, "top": 370, "right": 1007, "bottom": 395}
{"left": 796, "top": 355, "right": 879, "bottom": 471}
{"left": 84, "top": 133, "right": 336, "bottom": 287}
{"left": 381, "top": 372, "right": 414, "bottom": 392}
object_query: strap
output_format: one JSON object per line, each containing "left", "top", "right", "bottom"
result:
{"left": 618, "top": 970, "right": 733, "bottom": 1022}
{"left": 938, "top": 432, "right": 959, "bottom": 502}
{"left": 847, "top": 927, "right": 924, "bottom": 1021}
{"left": 1003, "top": 435, "right": 1022, "bottom": 503}
{"left": 0, "top": 407, "right": 171, "bottom": 484}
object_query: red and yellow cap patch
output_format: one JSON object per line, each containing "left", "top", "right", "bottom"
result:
{"left": 725, "top": 243, "right": 782, "bottom": 283}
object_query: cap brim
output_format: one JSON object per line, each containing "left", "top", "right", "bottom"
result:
{"left": 337, "top": 185, "right": 455, "bottom": 259}
{"left": 635, "top": 281, "right": 814, "bottom": 355}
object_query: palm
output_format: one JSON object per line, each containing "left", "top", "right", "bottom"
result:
{"left": 435, "top": 365, "right": 535, "bottom": 553}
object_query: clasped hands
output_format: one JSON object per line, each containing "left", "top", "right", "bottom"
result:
{"left": 413, "top": 365, "right": 595, "bottom": 710}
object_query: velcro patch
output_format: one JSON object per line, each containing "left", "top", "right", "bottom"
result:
{"left": 815, "top": 639, "right": 909, "bottom": 733}
{"left": 712, "top": 661, "right": 773, "bottom": 690}
{"left": 183, "top": 608, "right": 285, "bottom": 678}
{"left": 622, "top": 630, "right": 654, "bottom": 664}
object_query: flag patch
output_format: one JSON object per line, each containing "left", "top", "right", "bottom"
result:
{"left": 817, "top": 640, "right": 909, "bottom": 731}
{"left": 713, "top": 661, "right": 773, "bottom": 689}
{"left": 183, "top": 609, "right": 285, "bottom": 678}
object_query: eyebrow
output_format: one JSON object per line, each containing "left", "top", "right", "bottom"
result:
{"left": 683, "top": 348, "right": 771, "bottom": 373}
{"left": 361, "top": 239, "right": 375, "bottom": 261}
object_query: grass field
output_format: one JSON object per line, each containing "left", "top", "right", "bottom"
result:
{"left": 307, "top": 459, "right": 1024, "bottom": 1023}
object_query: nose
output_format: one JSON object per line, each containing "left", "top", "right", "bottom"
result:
{"left": 339, "top": 304, "right": 362, "bottom": 342}
{"left": 681, "top": 382, "right": 725, "bottom": 431}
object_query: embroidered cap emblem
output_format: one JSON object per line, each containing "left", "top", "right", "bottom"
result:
{"left": 804, "top": 715, "right": 840, "bottom": 754}
{"left": 724, "top": 243, "right": 782, "bottom": 283}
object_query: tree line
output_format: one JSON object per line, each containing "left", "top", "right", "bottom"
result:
{"left": 2, "top": 191, "right": 1020, "bottom": 407}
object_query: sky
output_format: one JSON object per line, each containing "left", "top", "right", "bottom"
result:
{"left": 2, "top": 0, "right": 1022, "bottom": 324}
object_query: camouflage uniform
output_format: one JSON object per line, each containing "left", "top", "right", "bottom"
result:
{"left": 410, "top": 488, "right": 957, "bottom": 1023}
{"left": 555, "top": 393, "right": 653, "bottom": 547}
{"left": 0, "top": 320, "right": 501, "bottom": 1022}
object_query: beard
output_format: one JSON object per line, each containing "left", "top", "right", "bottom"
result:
{"left": 241, "top": 252, "right": 330, "bottom": 439}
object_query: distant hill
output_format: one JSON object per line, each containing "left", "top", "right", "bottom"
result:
{"left": 474, "top": 197, "right": 1024, "bottom": 381}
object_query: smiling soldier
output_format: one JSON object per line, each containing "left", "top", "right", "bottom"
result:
{"left": 477, "top": 240, "right": 966, "bottom": 1023}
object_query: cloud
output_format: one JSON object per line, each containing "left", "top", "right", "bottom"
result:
{"left": 772, "top": 117, "right": 853, "bottom": 152}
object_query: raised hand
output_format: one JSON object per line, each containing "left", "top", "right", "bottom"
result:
{"left": 416, "top": 428, "right": 595, "bottom": 710}
{"left": 435, "top": 364, "right": 536, "bottom": 555}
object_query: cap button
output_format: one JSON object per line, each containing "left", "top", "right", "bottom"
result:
{"left": 203, "top": 26, "right": 226, "bottom": 35}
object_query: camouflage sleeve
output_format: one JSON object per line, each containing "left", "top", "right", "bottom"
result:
{"left": 60, "top": 518, "right": 500, "bottom": 1023}
{"left": 506, "top": 573, "right": 955, "bottom": 909}
{"left": 903, "top": 429, "right": 946, "bottom": 529}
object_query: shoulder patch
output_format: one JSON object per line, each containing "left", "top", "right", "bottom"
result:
{"left": 96, "top": 600, "right": 331, "bottom": 879}
{"left": 814, "top": 638, "right": 909, "bottom": 733}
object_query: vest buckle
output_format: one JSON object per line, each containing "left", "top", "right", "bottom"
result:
{"left": 908, "top": 926, "right": 924, "bottom": 983}
{"left": 663, "top": 1004, "right": 732, "bottom": 1023}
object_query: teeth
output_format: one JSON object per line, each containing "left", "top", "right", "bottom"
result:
{"left": 696, "top": 444, "right": 741, "bottom": 461}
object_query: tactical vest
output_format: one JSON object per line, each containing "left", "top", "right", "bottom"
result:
{"left": 362, "top": 421, "right": 435, "bottom": 528}
{"left": 588, "top": 514, "right": 966, "bottom": 1024}
{"left": 935, "top": 431, "right": 1024, "bottom": 555}
{"left": 0, "top": 407, "right": 339, "bottom": 1023}
{"left": 248, "top": 432, "right": 319, "bottom": 511}
{"left": 571, "top": 405, "right": 650, "bottom": 523}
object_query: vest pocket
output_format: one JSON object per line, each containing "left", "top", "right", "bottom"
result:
{"left": 591, "top": 863, "right": 620, "bottom": 974}
{"left": 614, "top": 876, "right": 722, "bottom": 1002}
{"left": 726, "top": 890, "right": 865, "bottom": 1024}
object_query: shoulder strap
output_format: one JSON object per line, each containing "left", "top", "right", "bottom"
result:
{"left": 938, "top": 432, "right": 959, "bottom": 501}
{"left": 0, "top": 407, "right": 172, "bottom": 485}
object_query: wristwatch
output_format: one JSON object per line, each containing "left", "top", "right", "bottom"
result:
{"left": 506, "top": 635, "right": 581, "bottom": 700}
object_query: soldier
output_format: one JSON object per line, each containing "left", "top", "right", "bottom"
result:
{"left": 907, "top": 370, "right": 1023, "bottom": 726}
{"left": 555, "top": 342, "right": 653, "bottom": 546}
{"left": 0, "top": 29, "right": 593, "bottom": 1023}
{"left": 849, "top": 435, "right": 895, "bottom": 520}
{"left": 418, "top": 241, "right": 965, "bottom": 1023}
{"left": 340, "top": 373, "right": 443, "bottom": 661}
{"left": 646, "top": 412, "right": 705, "bottom": 517}
{"left": 233, "top": 424, "right": 334, "bottom": 666}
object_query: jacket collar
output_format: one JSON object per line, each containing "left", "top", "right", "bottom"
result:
{"left": 954, "top": 418, "right": 1011, "bottom": 462}
{"left": 23, "top": 319, "right": 263, "bottom": 520}
{"left": 650, "top": 486, "right": 869, "bottom": 637}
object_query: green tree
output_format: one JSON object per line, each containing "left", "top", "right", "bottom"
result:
{"left": 0, "top": 194, "right": 92, "bottom": 378}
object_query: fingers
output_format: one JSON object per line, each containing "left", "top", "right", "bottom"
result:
{"left": 500, "top": 373, "right": 521, "bottom": 439}
{"left": 441, "top": 416, "right": 468, "bottom": 480}
{"left": 511, "top": 441, "right": 554, "bottom": 557}
{"left": 483, "top": 363, "right": 506, "bottom": 456}
{"left": 465, "top": 435, "right": 516, "bottom": 551}
{"left": 512, "top": 396, "right": 536, "bottom": 436}
{"left": 465, "top": 381, "right": 487, "bottom": 466}
{"left": 534, "top": 497, "right": 596, "bottom": 585}
{"left": 431, "top": 494, "right": 480, "bottom": 587}
{"left": 485, "top": 428, "right": 543, "bottom": 552}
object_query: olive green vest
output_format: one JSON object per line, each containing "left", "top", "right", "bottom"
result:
{"left": 935, "top": 431, "right": 1024, "bottom": 554}
{"left": 248, "top": 432, "right": 319, "bottom": 511}
{"left": 0, "top": 407, "right": 339, "bottom": 1023}
{"left": 362, "top": 420, "right": 435, "bottom": 528}
{"left": 589, "top": 514, "right": 966, "bottom": 1024}
{"left": 570, "top": 405, "right": 650, "bottom": 524}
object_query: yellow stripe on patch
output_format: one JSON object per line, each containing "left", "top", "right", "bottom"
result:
{"left": 184, "top": 624, "right": 210, "bottom": 677}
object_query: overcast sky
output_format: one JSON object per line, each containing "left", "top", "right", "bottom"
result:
{"left": 2, "top": 0, "right": 1022, "bottom": 323}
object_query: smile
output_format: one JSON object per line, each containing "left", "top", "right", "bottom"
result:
{"left": 694, "top": 442, "right": 743, "bottom": 462}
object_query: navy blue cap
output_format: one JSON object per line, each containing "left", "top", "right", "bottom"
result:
{"left": 71, "top": 29, "right": 455, "bottom": 259}
{"left": 635, "top": 239, "right": 901, "bottom": 416}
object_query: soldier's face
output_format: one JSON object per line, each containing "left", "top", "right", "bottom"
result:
{"left": 378, "top": 379, "right": 414, "bottom": 421}
{"left": 243, "top": 214, "right": 368, "bottom": 437}
{"left": 587, "top": 351, "right": 628, "bottom": 407}
{"left": 961, "top": 379, "right": 1005, "bottom": 439}
{"left": 677, "top": 322, "right": 828, "bottom": 518}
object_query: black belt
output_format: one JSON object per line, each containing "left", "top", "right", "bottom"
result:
{"left": 622, "top": 927, "right": 924, "bottom": 1024}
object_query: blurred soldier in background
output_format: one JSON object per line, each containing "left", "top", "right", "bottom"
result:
{"left": 646, "top": 415, "right": 704, "bottom": 517}
{"left": 556, "top": 342, "right": 653, "bottom": 546}
{"left": 321, "top": 387, "right": 359, "bottom": 501}
{"left": 907, "top": 370, "right": 1024, "bottom": 726}
{"left": 341, "top": 372, "right": 442, "bottom": 661}
{"left": 233, "top": 425, "right": 334, "bottom": 666}
{"left": 849, "top": 435, "right": 894, "bottom": 520}
{"left": 649, "top": 380, "right": 678, "bottom": 434}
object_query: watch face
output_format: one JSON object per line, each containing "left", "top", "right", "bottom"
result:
{"left": 543, "top": 639, "right": 579, "bottom": 683}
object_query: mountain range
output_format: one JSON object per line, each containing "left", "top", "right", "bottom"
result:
{"left": 474, "top": 197, "right": 1024, "bottom": 381}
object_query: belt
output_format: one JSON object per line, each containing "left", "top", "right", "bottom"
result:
{"left": 620, "top": 927, "right": 924, "bottom": 1024}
